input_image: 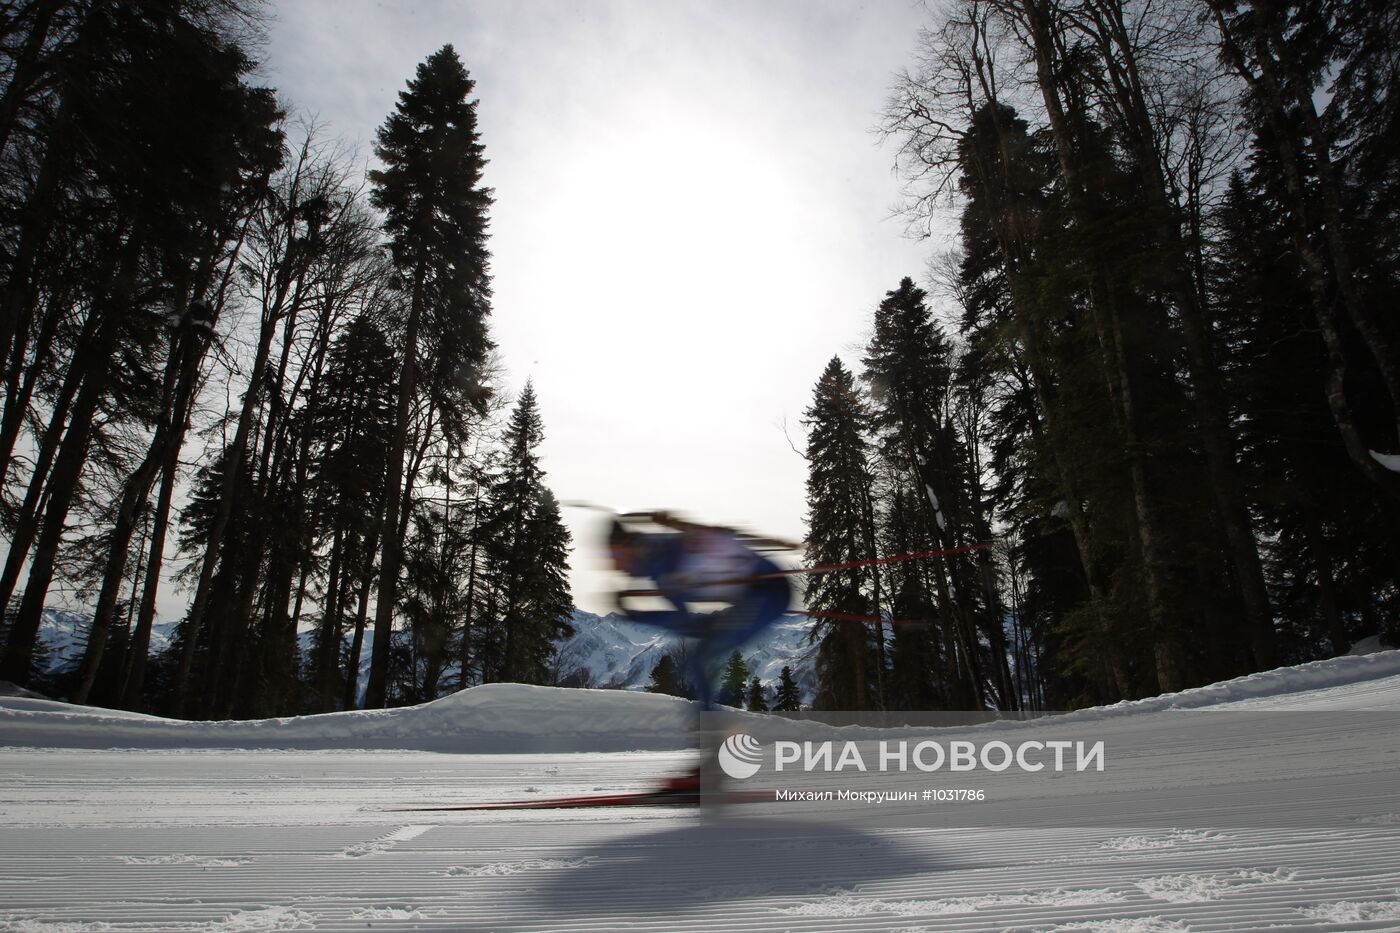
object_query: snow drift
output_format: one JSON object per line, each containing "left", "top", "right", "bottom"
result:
{"left": 3, "top": 648, "right": 1399, "bottom": 753}
{"left": 0, "top": 683, "right": 702, "bottom": 753}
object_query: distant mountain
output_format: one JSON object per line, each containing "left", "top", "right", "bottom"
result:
{"left": 26, "top": 609, "right": 179, "bottom": 677}
{"left": 27, "top": 607, "right": 820, "bottom": 705}
{"left": 558, "top": 609, "right": 819, "bottom": 703}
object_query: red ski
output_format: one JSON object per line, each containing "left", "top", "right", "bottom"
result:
{"left": 387, "top": 790, "right": 696, "bottom": 811}
{"left": 383, "top": 782, "right": 770, "bottom": 811}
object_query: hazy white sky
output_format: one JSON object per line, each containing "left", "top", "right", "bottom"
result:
{"left": 261, "top": 0, "right": 940, "bottom": 612}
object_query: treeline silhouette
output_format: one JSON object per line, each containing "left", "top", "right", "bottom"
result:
{"left": 0, "top": 2, "right": 571, "bottom": 717}
{"left": 800, "top": 0, "right": 1398, "bottom": 710}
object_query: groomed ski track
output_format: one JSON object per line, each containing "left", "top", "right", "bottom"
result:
{"left": 2, "top": 649, "right": 1400, "bottom": 932}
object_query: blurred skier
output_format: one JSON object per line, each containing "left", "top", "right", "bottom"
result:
{"left": 607, "top": 511, "right": 795, "bottom": 712}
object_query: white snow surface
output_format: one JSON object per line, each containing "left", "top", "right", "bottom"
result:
{"left": 1369, "top": 449, "right": 1400, "bottom": 472}
{"left": 2, "top": 652, "right": 1400, "bottom": 930}
{"left": 0, "top": 683, "right": 704, "bottom": 753}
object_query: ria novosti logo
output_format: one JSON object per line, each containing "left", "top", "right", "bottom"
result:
{"left": 717, "top": 733, "right": 764, "bottom": 779}
{"left": 717, "top": 733, "right": 1106, "bottom": 780}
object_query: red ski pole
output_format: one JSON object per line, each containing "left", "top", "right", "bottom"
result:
{"left": 617, "top": 541, "right": 993, "bottom": 599}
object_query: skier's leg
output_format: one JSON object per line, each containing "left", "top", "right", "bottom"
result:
{"left": 682, "top": 634, "right": 717, "bottom": 711}
{"left": 703, "top": 580, "right": 792, "bottom": 663}
{"left": 696, "top": 583, "right": 790, "bottom": 812}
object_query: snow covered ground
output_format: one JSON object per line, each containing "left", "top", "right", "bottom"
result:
{"left": 3, "top": 652, "right": 1400, "bottom": 931}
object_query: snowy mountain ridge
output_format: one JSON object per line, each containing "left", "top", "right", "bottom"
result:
{"left": 558, "top": 609, "right": 819, "bottom": 700}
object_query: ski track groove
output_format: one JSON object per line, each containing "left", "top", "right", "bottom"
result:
{"left": 3, "top": 814, "right": 1400, "bottom": 931}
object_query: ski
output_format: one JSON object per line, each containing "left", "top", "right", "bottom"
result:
{"left": 382, "top": 787, "right": 770, "bottom": 811}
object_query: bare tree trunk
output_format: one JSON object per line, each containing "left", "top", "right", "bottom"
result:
{"left": 0, "top": 280, "right": 67, "bottom": 487}
{"left": 0, "top": 315, "right": 89, "bottom": 619}
{"left": 117, "top": 442, "right": 178, "bottom": 709}
{"left": 342, "top": 528, "right": 379, "bottom": 710}
{"left": 171, "top": 269, "right": 299, "bottom": 716}
{"left": 314, "top": 523, "right": 346, "bottom": 709}
{"left": 72, "top": 298, "right": 214, "bottom": 704}
{"left": 365, "top": 264, "right": 424, "bottom": 708}
{"left": 953, "top": 42, "right": 1135, "bottom": 698}
{"left": 0, "top": 97, "right": 71, "bottom": 396}
{"left": 420, "top": 475, "right": 453, "bottom": 701}
{"left": 0, "top": 231, "right": 134, "bottom": 683}
{"left": 1085, "top": 0, "right": 1276, "bottom": 671}
{"left": 458, "top": 485, "right": 482, "bottom": 690}
{"left": 0, "top": 0, "right": 65, "bottom": 159}
{"left": 116, "top": 256, "right": 250, "bottom": 709}
{"left": 281, "top": 559, "right": 310, "bottom": 713}
{"left": 107, "top": 504, "right": 151, "bottom": 698}
{"left": 71, "top": 449, "right": 160, "bottom": 704}
{"left": 1019, "top": 0, "right": 1185, "bottom": 691}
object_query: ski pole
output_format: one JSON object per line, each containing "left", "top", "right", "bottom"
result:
{"left": 795, "top": 609, "right": 926, "bottom": 626}
{"left": 616, "top": 542, "right": 993, "bottom": 598}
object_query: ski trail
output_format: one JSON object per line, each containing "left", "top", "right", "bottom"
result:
{"left": 331, "top": 823, "right": 433, "bottom": 858}
{"left": 2, "top": 654, "right": 1400, "bottom": 931}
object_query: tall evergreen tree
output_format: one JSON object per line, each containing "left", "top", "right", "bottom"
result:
{"left": 305, "top": 311, "right": 398, "bottom": 710}
{"left": 718, "top": 650, "right": 749, "bottom": 708}
{"left": 1215, "top": 168, "right": 1400, "bottom": 656}
{"left": 364, "top": 45, "right": 494, "bottom": 707}
{"left": 1204, "top": 0, "right": 1400, "bottom": 499}
{"left": 746, "top": 676, "right": 769, "bottom": 712}
{"left": 863, "top": 277, "right": 991, "bottom": 709}
{"left": 481, "top": 384, "right": 573, "bottom": 684}
{"left": 773, "top": 665, "right": 802, "bottom": 711}
{"left": 804, "top": 357, "right": 878, "bottom": 710}
{"left": 880, "top": 5, "right": 1300, "bottom": 704}
{"left": 647, "top": 654, "right": 684, "bottom": 698}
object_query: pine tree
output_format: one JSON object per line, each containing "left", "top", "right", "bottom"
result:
{"left": 364, "top": 45, "right": 494, "bottom": 707}
{"left": 745, "top": 676, "right": 769, "bottom": 712}
{"left": 515, "top": 489, "right": 574, "bottom": 679}
{"left": 306, "top": 312, "right": 398, "bottom": 710}
{"left": 804, "top": 357, "right": 877, "bottom": 710}
{"left": 879, "top": 482, "right": 947, "bottom": 709}
{"left": 647, "top": 655, "right": 683, "bottom": 697}
{"left": 874, "top": 0, "right": 1400, "bottom": 706}
{"left": 773, "top": 665, "right": 802, "bottom": 711}
{"left": 1215, "top": 168, "right": 1400, "bottom": 658}
{"left": 1205, "top": 0, "right": 1400, "bottom": 498}
{"left": 482, "top": 384, "right": 573, "bottom": 684}
{"left": 718, "top": 650, "right": 749, "bottom": 708}
{"left": 952, "top": 99, "right": 1147, "bottom": 704}
{"left": 863, "top": 277, "right": 992, "bottom": 709}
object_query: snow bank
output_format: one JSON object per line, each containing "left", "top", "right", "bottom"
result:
{"left": 1369, "top": 448, "right": 1400, "bottom": 472}
{"left": 1346, "top": 634, "right": 1391, "bottom": 656}
{"left": 0, "top": 683, "right": 700, "bottom": 753}
{"left": 3, "top": 649, "right": 1399, "bottom": 753}
{"left": 1078, "top": 648, "right": 1400, "bottom": 718}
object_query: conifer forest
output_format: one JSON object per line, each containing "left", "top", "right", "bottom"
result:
{"left": 1, "top": 0, "right": 1396, "bottom": 718}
